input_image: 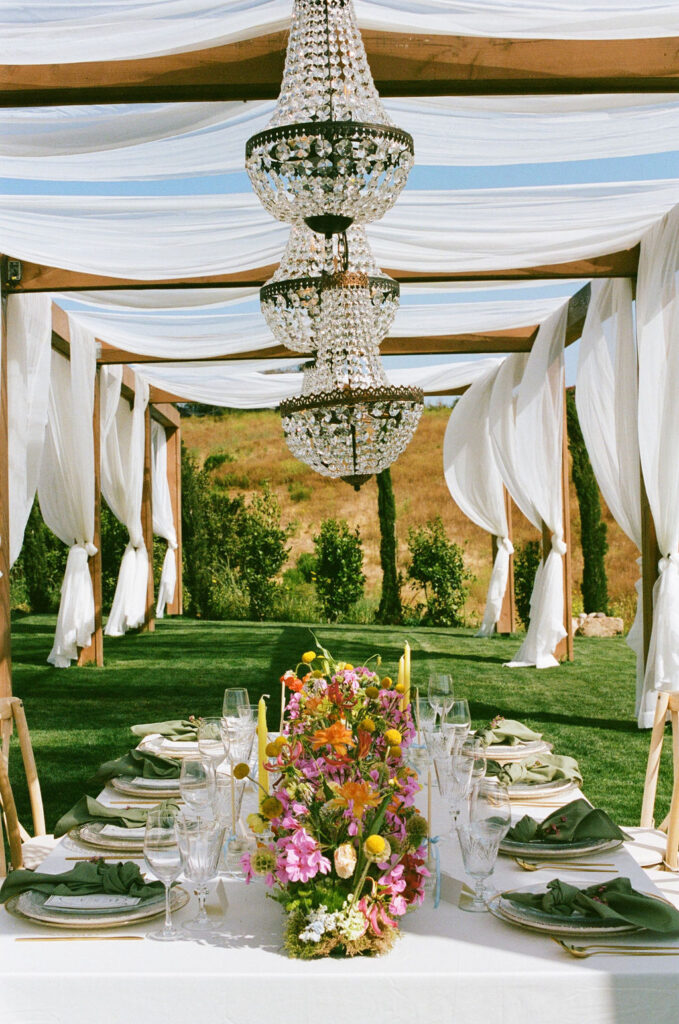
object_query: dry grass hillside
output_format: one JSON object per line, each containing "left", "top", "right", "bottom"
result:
{"left": 181, "top": 406, "right": 639, "bottom": 627}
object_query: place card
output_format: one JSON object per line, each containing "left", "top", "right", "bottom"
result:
{"left": 131, "top": 777, "right": 178, "bottom": 789}
{"left": 100, "top": 825, "right": 146, "bottom": 839}
{"left": 44, "top": 894, "right": 142, "bottom": 910}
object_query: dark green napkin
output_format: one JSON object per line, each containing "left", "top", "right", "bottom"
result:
{"left": 131, "top": 719, "right": 198, "bottom": 741}
{"left": 507, "top": 799, "right": 629, "bottom": 844}
{"left": 95, "top": 748, "right": 180, "bottom": 783}
{"left": 477, "top": 718, "right": 543, "bottom": 747}
{"left": 487, "top": 753, "right": 582, "bottom": 786}
{"left": 505, "top": 877, "right": 679, "bottom": 934}
{"left": 54, "top": 796, "right": 176, "bottom": 837}
{"left": 0, "top": 860, "right": 164, "bottom": 905}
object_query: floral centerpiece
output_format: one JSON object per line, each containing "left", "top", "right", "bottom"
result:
{"left": 242, "top": 641, "right": 429, "bottom": 959}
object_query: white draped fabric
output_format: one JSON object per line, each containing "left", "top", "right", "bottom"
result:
{"left": 2, "top": 0, "right": 678, "bottom": 65}
{"left": 101, "top": 367, "right": 150, "bottom": 637}
{"left": 6, "top": 96, "right": 679, "bottom": 180}
{"left": 637, "top": 203, "right": 679, "bottom": 717}
{"left": 2, "top": 181, "right": 679, "bottom": 279}
{"left": 575, "top": 279, "right": 646, "bottom": 723}
{"left": 7, "top": 293, "right": 51, "bottom": 565}
{"left": 489, "top": 306, "right": 568, "bottom": 669}
{"left": 135, "top": 356, "right": 503, "bottom": 409}
{"left": 151, "top": 420, "right": 178, "bottom": 618}
{"left": 37, "top": 323, "right": 96, "bottom": 668}
{"left": 443, "top": 364, "right": 512, "bottom": 637}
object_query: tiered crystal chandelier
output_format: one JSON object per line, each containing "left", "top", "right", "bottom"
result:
{"left": 246, "top": 0, "right": 422, "bottom": 488}
{"left": 245, "top": 0, "right": 414, "bottom": 236}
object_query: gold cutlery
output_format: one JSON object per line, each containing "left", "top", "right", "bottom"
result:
{"left": 15, "top": 935, "right": 144, "bottom": 942}
{"left": 64, "top": 855, "right": 145, "bottom": 861}
{"left": 514, "top": 858, "right": 616, "bottom": 873}
{"left": 553, "top": 938, "right": 679, "bottom": 958}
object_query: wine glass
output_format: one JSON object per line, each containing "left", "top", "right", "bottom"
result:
{"left": 427, "top": 674, "right": 453, "bottom": 717}
{"left": 175, "top": 813, "right": 225, "bottom": 934}
{"left": 443, "top": 699, "right": 472, "bottom": 753}
{"left": 462, "top": 736, "right": 487, "bottom": 797}
{"left": 143, "top": 806, "right": 183, "bottom": 941}
{"left": 222, "top": 688, "right": 250, "bottom": 720}
{"left": 471, "top": 779, "right": 511, "bottom": 838}
{"left": 179, "top": 757, "right": 216, "bottom": 817}
{"left": 237, "top": 704, "right": 258, "bottom": 723}
{"left": 435, "top": 748, "right": 475, "bottom": 831}
{"left": 457, "top": 821, "right": 503, "bottom": 913}
{"left": 197, "top": 718, "right": 228, "bottom": 771}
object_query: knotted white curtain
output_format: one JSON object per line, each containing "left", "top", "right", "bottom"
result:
{"left": 37, "top": 322, "right": 96, "bottom": 668}
{"left": 637, "top": 203, "right": 679, "bottom": 715}
{"left": 575, "top": 280, "right": 645, "bottom": 723}
{"left": 101, "top": 367, "right": 150, "bottom": 637}
{"left": 151, "top": 420, "right": 178, "bottom": 618}
{"left": 7, "top": 294, "right": 52, "bottom": 565}
{"left": 443, "top": 363, "right": 512, "bottom": 637}
{"left": 489, "top": 306, "right": 568, "bottom": 668}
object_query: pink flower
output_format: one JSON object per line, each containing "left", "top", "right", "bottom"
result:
{"left": 279, "top": 828, "right": 331, "bottom": 884}
{"left": 241, "top": 854, "right": 254, "bottom": 884}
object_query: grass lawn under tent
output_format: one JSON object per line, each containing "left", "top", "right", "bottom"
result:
{"left": 9, "top": 614, "right": 671, "bottom": 834}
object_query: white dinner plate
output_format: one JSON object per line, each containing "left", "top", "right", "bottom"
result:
{"left": 488, "top": 881, "right": 642, "bottom": 937}
{"left": 68, "top": 821, "right": 167, "bottom": 853}
{"left": 110, "top": 776, "right": 181, "bottom": 799}
{"left": 499, "top": 836, "right": 623, "bottom": 859}
{"left": 7, "top": 886, "right": 189, "bottom": 930}
{"left": 485, "top": 739, "right": 552, "bottom": 763}
{"left": 506, "top": 777, "right": 576, "bottom": 799}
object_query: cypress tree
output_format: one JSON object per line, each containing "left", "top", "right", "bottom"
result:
{"left": 376, "top": 469, "right": 403, "bottom": 624}
{"left": 566, "top": 390, "right": 609, "bottom": 613}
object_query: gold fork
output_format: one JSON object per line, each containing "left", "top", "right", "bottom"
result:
{"left": 553, "top": 938, "right": 679, "bottom": 958}
{"left": 514, "top": 858, "right": 616, "bottom": 873}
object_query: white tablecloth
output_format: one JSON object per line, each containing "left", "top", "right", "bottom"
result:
{"left": 2, "top": 781, "right": 678, "bottom": 1024}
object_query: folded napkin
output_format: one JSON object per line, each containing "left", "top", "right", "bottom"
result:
{"left": 486, "top": 753, "right": 582, "bottom": 787}
{"left": 131, "top": 719, "right": 198, "bottom": 741}
{"left": 477, "top": 718, "right": 543, "bottom": 747}
{"left": 54, "top": 796, "right": 177, "bottom": 838}
{"left": 507, "top": 799, "right": 629, "bottom": 844}
{"left": 95, "top": 748, "right": 180, "bottom": 783}
{"left": 0, "top": 860, "right": 164, "bottom": 905}
{"left": 505, "top": 877, "right": 679, "bottom": 934}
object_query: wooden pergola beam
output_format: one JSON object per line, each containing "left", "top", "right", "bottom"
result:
{"left": 1, "top": 33, "right": 679, "bottom": 105}
{"left": 4, "top": 248, "right": 639, "bottom": 295}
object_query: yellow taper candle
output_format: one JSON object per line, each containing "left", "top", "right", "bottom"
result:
{"left": 397, "top": 655, "right": 404, "bottom": 709}
{"left": 403, "top": 641, "right": 411, "bottom": 711}
{"left": 258, "top": 696, "right": 269, "bottom": 809}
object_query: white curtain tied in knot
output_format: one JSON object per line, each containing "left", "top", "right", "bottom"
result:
{"left": 101, "top": 366, "right": 150, "bottom": 637}
{"left": 637, "top": 205, "right": 679, "bottom": 720}
{"left": 37, "top": 321, "right": 97, "bottom": 667}
{"left": 151, "top": 420, "right": 178, "bottom": 618}
{"left": 443, "top": 363, "right": 514, "bottom": 638}
{"left": 489, "top": 305, "right": 568, "bottom": 669}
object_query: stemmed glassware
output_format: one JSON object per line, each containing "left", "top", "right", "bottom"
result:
{"left": 143, "top": 806, "right": 183, "bottom": 941}
{"left": 443, "top": 699, "right": 472, "bottom": 752}
{"left": 179, "top": 757, "right": 216, "bottom": 818}
{"left": 458, "top": 780, "right": 511, "bottom": 913}
{"left": 175, "top": 813, "right": 225, "bottom": 934}
{"left": 427, "top": 674, "right": 454, "bottom": 719}
{"left": 222, "top": 688, "right": 250, "bottom": 720}
{"left": 434, "top": 747, "right": 475, "bottom": 830}
{"left": 197, "top": 718, "right": 229, "bottom": 772}
{"left": 462, "top": 736, "right": 487, "bottom": 797}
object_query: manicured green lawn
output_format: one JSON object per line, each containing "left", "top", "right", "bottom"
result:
{"left": 8, "top": 614, "right": 671, "bottom": 832}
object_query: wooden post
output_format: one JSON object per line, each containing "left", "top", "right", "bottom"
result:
{"left": 493, "top": 487, "right": 515, "bottom": 634}
{"left": 640, "top": 469, "right": 660, "bottom": 669}
{"left": 0, "top": 292, "right": 11, "bottom": 698}
{"left": 141, "top": 404, "right": 155, "bottom": 632}
{"left": 558, "top": 394, "right": 574, "bottom": 662}
{"left": 166, "top": 423, "right": 183, "bottom": 616}
{"left": 77, "top": 367, "right": 103, "bottom": 667}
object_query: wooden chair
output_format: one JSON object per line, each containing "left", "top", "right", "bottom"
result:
{"left": 640, "top": 691, "right": 679, "bottom": 871}
{"left": 0, "top": 753, "right": 23, "bottom": 874}
{"left": 0, "top": 696, "right": 56, "bottom": 870}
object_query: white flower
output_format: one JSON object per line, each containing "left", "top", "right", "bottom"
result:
{"left": 333, "top": 842, "right": 357, "bottom": 879}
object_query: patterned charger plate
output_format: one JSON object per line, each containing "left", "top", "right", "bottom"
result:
{"left": 68, "top": 821, "right": 168, "bottom": 853}
{"left": 505, "top": 777, "right": 576, "bottom": 799}
{"left": 110, "top": 776, "right": 181, "bottom": 799}
{"left": 500, "top": 836, "right": 623, "bottom": 859}
{"left": 488, "top": 881, "right": 644, "bottom": 937}
{"left": 7, "top": 886, "right": 189, "bottom": 930}
{"left": 486, "top": 739, "right": 552, "bottom": 763}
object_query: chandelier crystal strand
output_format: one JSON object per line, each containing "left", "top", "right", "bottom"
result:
{"left": 260, "top": 225, "right": 399, "bottom": 354}
{"left": 245, "top": 0, "right": 414, "bottom": 234}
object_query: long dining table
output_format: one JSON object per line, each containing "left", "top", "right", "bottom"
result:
{"left": 2, "top": 768, "right": 678, "bottom": 1024}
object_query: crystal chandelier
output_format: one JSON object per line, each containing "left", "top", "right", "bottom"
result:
{"left": 260, "top": 224, "right": 399, "bottom": 354}
{"left": 279, "top": 269, "right": 423, "bottom": 489}
{"left": 245, "top": 0, "right": 414, "bottom": 236}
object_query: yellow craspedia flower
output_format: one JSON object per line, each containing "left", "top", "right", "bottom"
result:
{"left": 384, "top": 729, "right": 402, "bottom": 746}
{"left": 301, "top": 651, "right": 316, "bottom": 663}
{"left": 362, "top": 717, "right": 376, "bottom": 733}
{"left": 395, "top": 682, "right": 405, "bottom": 695}
{"left": 233, "top": 762, "right": 250, "bottom": 780}
{"left": 261, "top": 795, "right": 284, "bottom": 821}
{"left": 265, "top": 741, "right": 279, "bottom": 758}
{"left": 381, "top": 676, "right": 393, "bottom": 689}
{"left": 388, "top": 745, "right": 402, "bottom": 758}
{"left": 365, "top": 685, "right": 380, "bottom": 699}
{"left": 364, "top": 834, "right": 386, "bottom": 857}
{"left": 246, "top": 813, "right": 267, "bottom": 835}
{"left": 311, "top": 670, "right": 325, "bottom": 679}
{"left": 273, "top": 735, "right": 289, "bottom": 754}
{"left": 344, "top": 663, "right": 354, "bottom": 671}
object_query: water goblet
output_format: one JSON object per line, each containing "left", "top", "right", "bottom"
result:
{"left": 143, "top": 806, "right": 183, "bottom": 941}
{"left": 471, "top": 779, "right": 511, "bottom": 838}
{"left": 436, "top": 748, "right": 475, "bottom": 831}
{"left": 175, "top": 813, "right": 225, "bottom": 934}
{"left": 457, "top": 821, "right": 503, "bottom": 913}
{"left": 197, "top": 717, "right": 228, "bottom": 771}
{"left": 222, "top": 687, "right": 250, "bottom": 720}
{"left": 462, "top": 736, "right": 487, "bottom": 797}
{"left": 443, "top": 699, "right": 472, "bottom": 752}
{"left": 179, "top": 757, "right": 216, "bottom": 817}
{"left": 427, "top": 674, "right": 453, "bottom": 717}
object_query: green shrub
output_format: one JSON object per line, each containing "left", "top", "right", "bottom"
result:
{"left": 406, "top": 517, "right": 472, "bottom": 627}
{"left": 296, "top": 551, "right": 316, "bottom": 583}
{"left": 12, "top": 501, "right": 66, "bottom": 613}
{"left": 100, "top": 503, "right": 130, "bottom": 609}
{"left": 566, "top": 390, "right": 609, "bottom": 613}
{"left": 203, "top": 449, "right": 235, "bottom": 473}
{"left": 514, "top": 539, "right": 542, "bottom": 630}
{"left": 235, "top": 486, "right": 290, "bottom": 620}
{"left": 288, "top": 481, "right": 312, "bottom": 503}
{"left": 313, "top": 519, "right": 365, "bottom": 622}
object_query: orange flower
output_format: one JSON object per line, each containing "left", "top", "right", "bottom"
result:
{"left": 329, "top": 780, "right": 381, "bottom": 819}
{"left": 311, "top": 720, "right": 355, "bottom": 758}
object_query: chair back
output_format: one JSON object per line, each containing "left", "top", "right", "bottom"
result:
{"left": 0, "top": 696, "right": 46, "bottom": 841}
{"left": 0, "top": 753, "right": 23, "bottom": 872}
